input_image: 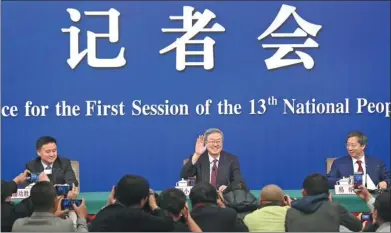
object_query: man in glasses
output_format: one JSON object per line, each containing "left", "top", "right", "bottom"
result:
{"left": 180, "top": 128, "right": 244, "bottom": 192}
{"left": 327, "top": 131, "right": 388, "bottom": 190}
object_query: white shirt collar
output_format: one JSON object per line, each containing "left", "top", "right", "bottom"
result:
{"left": 208, "top": 154, "right": 220, "bottom": 163}
{"left": 41, "top": 161, "right": 53, "bottom": 169}
{"left": 352, "top": 153, "right": 366, "bottom": 164}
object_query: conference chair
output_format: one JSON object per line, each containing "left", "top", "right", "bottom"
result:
{"left": 183, "top": 158, "right": 189, "bottom": 165}
{"left": 183, "top": 158, "right": 196, "bottom": 181}
{"left": 326, "top": 158, "right": 337, "bottom": 174}
{"left": 71, "top": 160, "right": 80, "bottom": 192}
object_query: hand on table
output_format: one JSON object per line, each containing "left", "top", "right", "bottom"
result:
{"left": 378, "top": 181, "right": 387, "bottom": 190}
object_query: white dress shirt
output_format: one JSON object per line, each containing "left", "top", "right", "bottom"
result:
{"left": 41, "top": 161, "right": 53, "bottom": 175}
{"left": 352, "top": 155, "right": 376, "bottom": 189}
{"left": 209, "top": 154, "right": 220, "bottom": 183}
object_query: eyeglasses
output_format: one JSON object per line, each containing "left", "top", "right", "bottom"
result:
{"left": 346, "top": 143, "right": 360, "bottom": 148}
{"left": 207, "top": 140, "right": 222, "bottom": 145}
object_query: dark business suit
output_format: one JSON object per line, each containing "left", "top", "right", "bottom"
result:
{"left": 1, "top": 181, "right": 34, "bottom": 232}
{"left": 327, "top": 155, "right": 389, "bottom": 188}
{"left": 25, "top": 156, "right": 77, "bottom": 187}
{"left": 89, "top": 203, "right": 174, "bottom": 232}
{"left": 180, "top": 151, "right": 243, "bottom": 188}
{"left": 191, "top": 204, "right": 248, "bottom": 232}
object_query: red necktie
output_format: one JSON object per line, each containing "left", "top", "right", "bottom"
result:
{"left": 210, "top": 159, "right": 218, "bottom": 188}
{"left": 356, "top": 160, "right": 364, "bottom": 173}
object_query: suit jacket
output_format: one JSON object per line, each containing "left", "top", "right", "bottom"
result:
{"left": 327, "top": 155, "right": 389, "bottom": 188}
{"left": 376, "top": 222, "right": 390, "bottom": 232}
{"left": 180, "top": 151, "right": 243, "bottom": 188}
{"left": 12, "top": 212, "right": 88, "bottom": 232}
{"left": 2, "top": 195, "right": 34, "bottom": 231}
{"left": 25, "top": 156, "right": 78, "bottom": 187}
{"left": 2, "top": 180, "right": 35, "bottom": 232}
{"left": 89, "top": 203, "right": 174, "bottom": 232}
{"left": 191, "top": 204, "right": 248, "bottom": 232}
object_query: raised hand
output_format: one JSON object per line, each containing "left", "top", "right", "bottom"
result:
{"left": 181, "top": 203, "right": 190, "bottom": 220}
{"left": 73, "top": 199, "right": 88, "bottom": 219}
{"left": 66, "top": 184, "right": 78, "bottom": 200}
{"left": 106, "top": 186, "right": 116, "bottom": 206}
{"left": 13, "top": 170, "right": 30, "bottom": 185}
{"left": 193, "top": 135, "right": 206, "bottom": 163}
{"left": 38, "top": 172, "right": 50, "bottom": 182}
{"left": 54, "top": 196, "right": 69, "bottom": 217}
{"left": 355, "top": 185, "right": 372, "bottom": 201}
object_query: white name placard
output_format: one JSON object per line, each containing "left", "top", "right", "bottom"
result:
{"left": 334, "top": 184, "right": 355, "bottom": 195}
{"left": 11, "top": 189, "right": 31, "bottom": 199}
{"left": 175, "top": 186, "right": 192, "bottom": 196}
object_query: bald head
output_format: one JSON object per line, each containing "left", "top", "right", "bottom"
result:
{"left": 260, "top": 184, "right": 284, "bottom": 202}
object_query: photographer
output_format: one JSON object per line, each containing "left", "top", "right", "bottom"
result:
{"left": 11, "top": 181, "right": 88, "bottom": 232}
{"left": 159, "top": 188, "right": 202, "bottom": 232}
{"left": 89, "top": 175, "right": 174, "bottom": 232}
{"left": 243, "top": 184, "right": 290, "bottom": 232}
{"left": 355, "top": 186, "right": 390, "bottom": 232}
{"left": 1, "top": 170, "right": 32, "bottom": 232}
{"left": 189, "top": 181, "right": 248, "bottom": 232}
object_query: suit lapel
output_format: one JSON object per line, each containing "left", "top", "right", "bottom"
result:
{"left": 347, "top": 157, "right": 354, "bottom": 175}
{"left": 365, "top": 156, "right": 373, "bottom": 178}
{"left": 51, "top": 158, "right": 62, "bottom": 184}
{"left": 35, "top": 159, "right": 44, "bottom": 173}
{"left": 216, "top": 152, "right": 227, "bottom": 187}
{"left": 201, "top": 152, "right": 210, "bottom": 183}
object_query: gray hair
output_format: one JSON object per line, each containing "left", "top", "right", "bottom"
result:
{"left": 347, "top": 131, "right": 368, "bottom": 146}
{"left": 203, "top": 128, "right": 224, "bottom": 142}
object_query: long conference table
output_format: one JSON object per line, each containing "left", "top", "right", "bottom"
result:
{"left": 75, "top": 190, "right": 370, "bottom": 214}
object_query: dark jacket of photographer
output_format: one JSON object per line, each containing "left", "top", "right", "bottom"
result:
{"left": 285, "top": 193, "right": 362, "bottom": 232}
{"left": 89, "top": 202, "right": 174, "bottom": 232}
{"left": 222, "top": 181, "right": 259, "bottom": 220}
{"left": 1, "top": 180, "right": 34, "bottom": 232}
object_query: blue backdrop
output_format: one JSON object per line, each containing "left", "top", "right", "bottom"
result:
{"left": 2, "top": 1, "right": 390, "bottom": 192}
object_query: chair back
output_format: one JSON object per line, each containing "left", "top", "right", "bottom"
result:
{"left": 326, "top": 158, "right": 337, "bottom": 174}
{"left": 70, "top": 160, "right": 80, "bottom": 192}
{"left": 183, "top": 159, "right": 189, "bottom": 165}
{"left": 182, "top": 158, "right": 196, "bottom": 181}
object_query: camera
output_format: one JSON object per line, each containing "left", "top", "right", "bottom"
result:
{"left": 353, "top": 172, "right": 363, "bottom": 190}
{"left": 61, "top": 199, "right": 82, "bottom": 210}
{"left": 56, "top": 185, "right": 71, "bottom": 196}
{"left": 27, "top": 173, "right": 40, "bottom": 183}
{"left": 361, "top": 213, "right": 373, "bottom": 222}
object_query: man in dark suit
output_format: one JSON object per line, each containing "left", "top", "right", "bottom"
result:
{"left": 1, "top": 171, "right": 33, "bottom": 232}
{"left": 89, "top": 175, "right": 174, "bottom": 232}
{"left": 180, "top": 128, "right": 244, "bottom": 192}
{"left": 25, "top": 136, "right": 78, "bottom": 187}
{"left": 158, "top": 188, "right": 202, "bottom": 232}
{"left": 189, "top": 181, "right": 248, "bottom": 232}
{"left": 327, "top": 131, "right": 389, "bottom": 189}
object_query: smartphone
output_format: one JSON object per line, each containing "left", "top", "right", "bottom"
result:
{"left": 361, "top": 213, "right": 372, "bottom": 222}
{"left": 27, "top": 173, "right": 39, "bottom": 183}
{"left": 56, "top": 185, "right": 71, "bottom": 196}
{"left": 61, "top": 199, "right": 82, "bottom": 210}
{"left": 353, "top": 172, "right": 363, "bottom": 190}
